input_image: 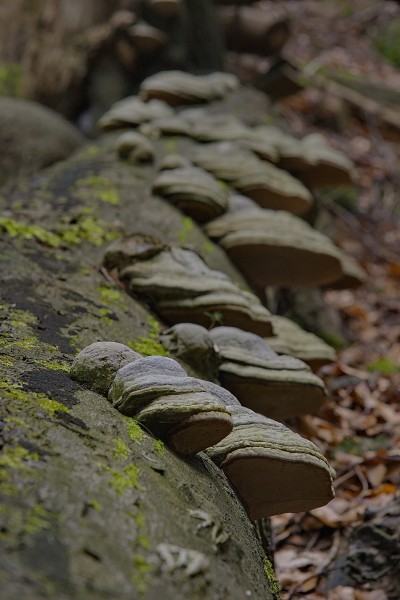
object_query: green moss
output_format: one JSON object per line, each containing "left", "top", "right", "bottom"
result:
{"left": 204, "top": 311, "right": 224, "bottom": 327}
{"left": 57, "top": 208, "right": 119, "bottom": 246}
{"left": 0, "top": 216, "right": 61, "bottom": 247}
{"left": 126, "top": 419, "right": 144, "bottom": 443}
{"left": 202, "top": 240, "right": 214, "bottom": 256}
{"left": 128, "top": 315, "right": 169, "bottom": 357}
{"left": 99, "top": 285, "right": 127, "bottom": 310}
{"left": 0, "top": 380, "right": 69, "bottom": 415}
{"left": 132, "top": 554, "right": 154, "bottom": 594}
{"left": 103, "top": 464, "right": 144, "bottom": 494}
{"left": 153, "top": 439, "right": 165, "bottom": 456}
{"left": 178, "top": 216, "right": 194, "bottom": 246}
{"left": 0, "top": 63, "right": 23, "bottom": 97}
{"left": 0, "top": 446, "right": 39, "bottom": 475}
{"left": 35, "top": 360, "right": 70, "bottom": 372}
{"left": 80, "top": 145, "right": 102, "bottom": 158}
{"left": 97, "top": 306, "right": 114, "bottom": 324}
{"left": 263, "top": 557, "right": 280, "bottom": 600}
{"left": 113, "top": 438, "right": 131, "bottom": 459}
{"left": 89, "top": 500, "right": 101, "bottom": 511}
{"left": 74, "top": 175, "right": 120, "bottom": 205}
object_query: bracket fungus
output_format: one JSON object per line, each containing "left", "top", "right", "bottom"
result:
{"left": 258, "top": 127, "right": 355, "bottom": 188}
{"left": 159, "top": 323, "right": 219, "bottom": 378}
{"left": 205, "top": 205, "right": 345, "bottom": 288}
{"left": 71, "top": 342, "right": 233, "bottom": 455}
{"left": 152, "top": 165, "right": 228, "bottom": 222}
{"left": 191, "top": 142, "right": 312, "bottom": 215}
{"left": 266, "top": 315, "right": 337, "bottom": 371}
{"left": 139, "top": 70, "right": 239, "bottom": 106}
{"left": 208, "top": 326, "right": 326, "bottom": 419}
{"left": 71, "top": 343, "right": 334, "bottom": 518}
{"left": 98, "top": 96, "right": 173, "bottom": 131}
{"left": 115, "top": 131, "right": 155, "bottom": 163}
{"left": 103, "top": 235, "right": 273, "bottom": 336}
{"left": 202, "top": 382, "right": 335, "bottom": 520}
{"left": 159, "top": 323, "right": 327, "bottom": 420}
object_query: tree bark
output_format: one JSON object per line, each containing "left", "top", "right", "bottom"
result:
{"left": 0, "top": 91, "right": 279, "bottom": 599}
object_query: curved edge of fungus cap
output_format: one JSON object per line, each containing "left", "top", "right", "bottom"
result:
{"left": 115, "top": 131, "right": 155, "bottom": 163}
{"left": 108, "top": 355, "right": 233, "bottom": 455}
{"left": 70, "top": 341, "right": 140, "bottom": 396}
{"left": 205, "top": 405, "right": 335, "bottom": 519}
{"left": 208, "top": 326, "right": 326, "bottom": 419}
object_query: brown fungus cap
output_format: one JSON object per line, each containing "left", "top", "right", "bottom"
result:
{"left": 266, "top": 315, "right": 337, "bottom": 372}
{"left": 152, "top": 166, "right": 228, "bottom": 223}
{"left": 205, "top": 405, "right": 335, "bottom": 519}
{"left": 209, "top": 327, "right": 326, "bottom": 420}
{"left": 105, "top": 238, "right": 273, "bottom": 336}
{"left": 192, "top": 142, "right": 312, "bottom": 215}
{"left": 140, "top": 71, "right": 239, "bottom": 106}
{"left": 115, "top": 131, "right": 154, "bottom": 163}
{"left": 108, "top": 355, "right": 233, "bottom": 454}
{"left": 98, "top": 97, "right": 173, "bottom": 131}
{"left": 71, "top": 347, "right": 233, "bottom": 456}
{"left": 205, "top": 208, "right": 344, "bottom": 288}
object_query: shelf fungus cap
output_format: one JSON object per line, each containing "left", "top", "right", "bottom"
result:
{"left": 206, "top": 406, "right": 335, "bottom": 519}
{"left": 152, "top": 166, "right": 229, "bottom": 223}
{"left": 209, "top": 327, "right": 326, "bottom": 420}
{"left": 130, "top": 22, "right": 168, "bottom": 54}
{"left": 70, "top": 341, "right": 140, "bottom": 395}
{"left": 158, "top": 154, "right": 192, "bottom": 171}
{"left": 109, "top": 355, "right": 233, "bottom": 454}
{"left": 266, "top": 315, "right": 337, "bottom": 372}
{"left": 104, "top": 234, "right": 167, "bottom": 271}
{"left": 205, "top": 209, "right": 344, "bottom": 288}
{"left": 108, "top": 242, "right": 273, "bottom": 336}
{"left": 325, "top": 252, "right": 366, "bottom": 290}
{"left": 98, "top": 97, "right": 173, "bottom": 131}
{"left": 159, "top": 323, "right": 219, "bottom": 377}
{"left": 115, "top": 131, "right": 154, "bottom": 162}
{"left": 140, "top": 71, "right": 239, "bottom": 106}
{"left": 191, "top": 142, "right": 312, "bottom": 215}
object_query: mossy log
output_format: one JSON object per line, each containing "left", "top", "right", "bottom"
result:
{"left": 0, "top": 107, "right": 277, "bottom": 598}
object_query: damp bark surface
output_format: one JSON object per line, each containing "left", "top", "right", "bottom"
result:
{"left": 0, "top": 92, "right": 278, "bottom": 600}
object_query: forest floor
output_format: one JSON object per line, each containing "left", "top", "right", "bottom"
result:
{"left": 266, "top": 2, "right": 400, "bottom": 599}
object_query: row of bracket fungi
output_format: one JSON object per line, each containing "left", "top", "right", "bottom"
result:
{"left": 71, "top": 342, "right": 334, "bottom": 520}
{"left": 71, "top": 70, "right": 366, "bottom": 519}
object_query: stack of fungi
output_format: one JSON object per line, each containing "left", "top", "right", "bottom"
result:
{"left": 266, "top": 315, "right": 337, "bottom": 372}
{"left": 191, "top": 142, "right": 313, "bottom": 215}
{"left": 98, "top": 96, "right": 173, "bottom": 131}
{"left": 70, "top": 342, "right": 334, "bottom": 519}
{"left": 103, "top": 235, "right": 273, "bottom": 336}
{"left": 160, "top": 323, "right": 326, "bottom": 420}
{"left": 205, "top": 196, "right": 346, "bottom": 288}
{"left": 152, "top": 163, "right": 228, "bottom": 222}
{"left": 139, "top": 71, "right": 239, "bottom": 106}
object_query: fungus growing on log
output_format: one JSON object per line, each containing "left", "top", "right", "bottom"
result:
{"left": 160, "top": 323, "right": 326, "bottom": 419}
{"left": 202, "top": 382, "right": 335, "bottom": 519}
{"left": 98, "top": 97, "right": 173, "bottom": 131}
{"left": 205, "top": 205, "right": 345, "bottom": 288}
{"left": 209, "top": 326, "right": 326, "bottom": 419}
{"left": 266, "top": 315, "right": 337, "bottom": 371}
{"left": 71, "top": 343, "right": 334, "bottom": 517}
{"left": 152, "top": 165, "right": 228, "bottom": 222}
{"left": 326, "top": 252, "right": 366, "bottom": 290}
{"left": 158, "top": 153, "right": 192, "bottom": 171}
{"left": 130, "top": 22, "right": 168, "bottom": 54}
{"left": 192, "top": 142, "right": 312, "bottom": 214}
{"left": 115, "top": 131, "right": 155, "bottom": 163}
{"left": 71, "top": 342, "right": 233, "bottom": 455}
{"left": 139, "top": 71, "right": 239, "bottom": 105}
{"left": 104, "top": 235, "right": 273, "bottom": 336}
{"left": 258, "top": 127, "right": 355, "bottom": 188}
